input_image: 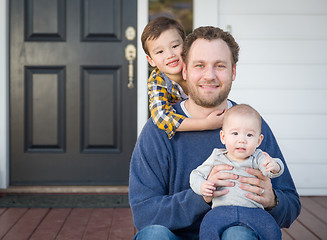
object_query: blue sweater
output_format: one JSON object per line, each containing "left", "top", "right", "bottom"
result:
{"left": 129, "top": 101, "right": 301, "bottom": 236}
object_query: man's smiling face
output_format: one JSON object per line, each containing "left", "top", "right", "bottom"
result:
{"left": 183, "top": 38, "right": 236, "bottom": 108}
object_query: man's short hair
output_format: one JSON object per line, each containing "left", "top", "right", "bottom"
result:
{"left": 141, "top": 16, "right": 186, "bottom": 56}
{"left": 182, "top": 26, "right": 240, "bottom": 66}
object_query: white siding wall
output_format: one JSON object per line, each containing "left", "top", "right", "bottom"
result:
{"left": 194, "top": 0, "right": 327, "bottom": 195}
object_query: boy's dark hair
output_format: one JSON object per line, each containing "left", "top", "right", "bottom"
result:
{"left": 182, "top": 26, "right": 240, "bottom": 66}
{"left": 141, "top": 16, "right": 186, "bottom": 56}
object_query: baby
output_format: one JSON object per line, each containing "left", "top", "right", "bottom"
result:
{"left": 190, "top": 104, "right": 284, "bottom": 240}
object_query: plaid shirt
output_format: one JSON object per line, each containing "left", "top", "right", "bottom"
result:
{"left": 148, "top": 68, "right": 188, "bottom": 139}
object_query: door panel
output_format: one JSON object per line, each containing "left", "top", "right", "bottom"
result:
{"left": 10, "top": 0, "right": 137, "bottom": 185}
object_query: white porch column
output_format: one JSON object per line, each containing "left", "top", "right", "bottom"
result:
{"left": 137, "top": 0, "right": 149, "bottom": 136}
{"left": 0, "top": 0, "right": 9, "bottom": 188}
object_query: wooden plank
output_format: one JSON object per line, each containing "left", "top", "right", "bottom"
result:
{"left": 311, "top": 196, "right": 327, "bottom": 208}
{"left": 0, "top": 208, "right": 7, "bottom": 215}
{"left": 56, "top": 208, "right": 92, "bottom": 240}
{"left": 82, "top": 208, "right": 114, "bottom": 240}
{"left": 220, "top": 15, "right": 327, "bottom": 40}
{"left": 283, "top": 219, "right": 319, "bottom": 240}
{"left": 2, "top": 208, "right": 49, "bottom": 240}
{"left": 286, "top": 164, "right": 327, "bottom": 196}
{"left": 235, "top": 65, "right": 327, "bottom": 89}
{"left": 230, "top": 89, "right": 327, "bottom": 115}
{"left": 278, "top": 139, "right": 326, "bottom": 164}
{"left": 260, "top": 115, "right": 327, "bottom": 139}
{"left": 0, "top": 197, "right": 325, "bottom": 240}
{"left": 219, "top": 0, "right": 327, "bottom": 14}
{"left": 108, "top": 208, "right": 135, "bottom": 240}
{"left": 296, "top": 207, "right": 327, "bottom": 239}
{"left": 0, "top": 208, "right": 28, "bottom": 238}
{"left": 29, "top": 208, "right": 72, "bottom": 240}
{"left": 238, "top": 40, "right": 327, "bottom": 64}
{"left": 301, "top": 197, "right": 327, "bottom": 224}
{"left": 281, "top": 229, "right": 293, "bottom": 240}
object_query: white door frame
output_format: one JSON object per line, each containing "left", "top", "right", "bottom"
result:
{"left": 0, "top": 0, "right": 9, "bottom": 189}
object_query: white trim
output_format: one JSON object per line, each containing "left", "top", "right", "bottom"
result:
{"left": 137, "top": 0, "right": 149, "bottom": 136}
{"left": 297, "top": 189, "right": 327, "bottom": 196}
{"left": 0, "top": 0, "right": 9, "bottom": 188}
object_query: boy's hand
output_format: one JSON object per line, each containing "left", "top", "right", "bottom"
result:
{"left": 262, "top": 152, "right": 281, "bottom": 174}
{"left": 205, "top": 109, "right": 225, "bottom": 130}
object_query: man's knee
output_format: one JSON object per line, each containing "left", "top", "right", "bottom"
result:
{"left": 133, "top": 225, "right": 178, "bottom": 240}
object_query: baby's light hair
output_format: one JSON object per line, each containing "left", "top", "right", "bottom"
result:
{"left": 223, "top": 104, "right": 262, "bottom": 132}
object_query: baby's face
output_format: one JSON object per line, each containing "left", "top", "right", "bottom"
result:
{"left": 220, "top": 114, "right": 263, "bottom": 161}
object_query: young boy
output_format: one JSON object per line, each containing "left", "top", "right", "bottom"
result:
{"left": 141, "top": 17, "right": 223, "bottom": 139}
{"left": 190, "top": 104, "right": 284, "bottom": 240}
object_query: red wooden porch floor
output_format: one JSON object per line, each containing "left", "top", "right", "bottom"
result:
{"left": 0, "top": 196, "right": 325, "bottom": 240}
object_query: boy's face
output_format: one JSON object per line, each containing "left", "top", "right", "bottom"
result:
{"left": 220, "top": 114, "right": 263, "bottom": 161}
{"left": 146, "top": 28, "right": 183, "bottom": 79}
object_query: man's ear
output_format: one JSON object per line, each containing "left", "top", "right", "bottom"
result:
{"left": 146, "top": 55, "right": 156, "bottom": 67}
{"left": 232, "top": 64, "right": 237, "bottom": 82}
{"left": 182, "top": 63, "right": 187, "bottom": 80}
{"left": 257, "top": 134, "right": 264, "bottom": 147}
{"left": 220, "top": 130, "right": 225, "bottom": 144}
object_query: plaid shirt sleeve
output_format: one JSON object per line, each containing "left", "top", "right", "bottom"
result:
{"left": 148, "top": 68, "right": 186, "bottom": 139}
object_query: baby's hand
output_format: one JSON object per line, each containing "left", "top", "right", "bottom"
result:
{"left": 200, "top": 181, "right": 216, "bottom": 203}
{"left": 205, "top": 109, "right": 225, "bottom": 130}
{"left": 200, "top": 181, "right": 216, "bottom": 197}
{"left": 262, "top": 152, "right": 281, "bottom": 174}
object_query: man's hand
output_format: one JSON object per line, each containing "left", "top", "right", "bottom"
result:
{"left": 204, "top": 164, "right": 238, "bottom": 202}
{"left": 238, "top": 168, "right": 277, "bottom": 209}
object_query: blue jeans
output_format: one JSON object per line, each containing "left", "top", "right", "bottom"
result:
{"left": 133, "top": 224, "right": 258, "bottom": 240}
{"left": 200, "top": 206, "right": 281, "bottom": 240}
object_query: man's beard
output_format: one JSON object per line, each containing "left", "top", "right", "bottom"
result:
{"left": 187, "top": 82, "right": 232, "bottom": 108}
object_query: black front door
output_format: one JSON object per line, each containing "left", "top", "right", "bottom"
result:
{"left": 10, "top": 0, "right": 137, "bottom": 185}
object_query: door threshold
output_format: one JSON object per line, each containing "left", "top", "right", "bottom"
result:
{"left": 0, "top": 186, "right": 129, "bottom": 194}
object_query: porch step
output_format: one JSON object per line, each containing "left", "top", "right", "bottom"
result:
{"left": 0, "top": 186, "right": 129, "bottom": 194}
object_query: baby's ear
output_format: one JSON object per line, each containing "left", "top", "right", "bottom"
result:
{"left": 257, "top": 134, "right": 264, "bottom": 147}
{"left": 146, "top": 55, "right": 156, "bottom": 67}
{"left": 220, "top": 130, "right": 225, "bottom": 144}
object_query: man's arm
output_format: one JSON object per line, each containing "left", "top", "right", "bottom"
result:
{"left": 129, "top": 123, "right": 210, "bottom": 231}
